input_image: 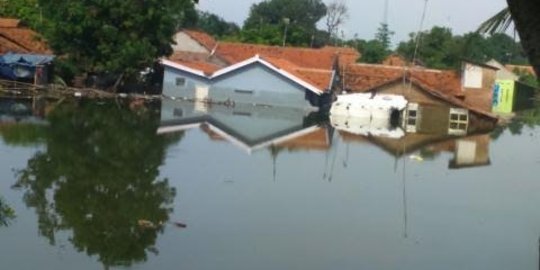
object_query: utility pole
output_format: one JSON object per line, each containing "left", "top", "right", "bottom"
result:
{"left": 282, "top": 18, "right": 290, "bottom": 47}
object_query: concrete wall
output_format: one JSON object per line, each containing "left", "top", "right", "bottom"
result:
{"left": 163, "top": 63, "right": 317, "bottom": 109}
{"left": 172, "top": 32, "right": 210, "bottom": 53}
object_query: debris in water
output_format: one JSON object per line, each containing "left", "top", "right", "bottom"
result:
{"left": 409, "top": 155, "right": 424, "bottom": 162}
{"left": 172, "top": 222, "right": 187, "bottom": 229}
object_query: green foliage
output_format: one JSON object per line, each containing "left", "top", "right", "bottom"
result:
{"left": 196, "top": 11, "right": 240, "bottom": 38}
{"left": 375, "top": 23, "right": 394, "bottom": 51}
{"left": 0, "top": 197, "right": 15, "bottom": 227}
{"left": 15, "top": 100, "right": 183, "bottom": 267}
{"left": 397, "top": 27, "right": 459, "bottom": 69}
{"left": 0, "top": 124, "right": 47, "bottom": 147}
{"left": 242, "top": 0, "right": 327, "bottom": 46}
{"left": 37, "top": 0, "right": 198, "bottom": 79}
{"left": 0, "top": 0, "right": 43, "bottom": 30}
{"left": 397, "top": 26, "right": 528, "bottom": 69}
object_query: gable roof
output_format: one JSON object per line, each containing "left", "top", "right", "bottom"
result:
{"left": 0, "top": 18, "right": 50, "bottom": 54}
{"left": 343, "top": 63, "right": 463, "bottom": 96}
{"left": 163, "top": 55, "right": 333, "bottom": 94}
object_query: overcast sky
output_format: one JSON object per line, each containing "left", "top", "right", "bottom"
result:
{"left": 197, "top": 0, "right": 509, "bottom": 46}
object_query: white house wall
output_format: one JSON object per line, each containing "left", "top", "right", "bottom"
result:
{"left": 163, "top": 62, "right": 316, "bottom": 109}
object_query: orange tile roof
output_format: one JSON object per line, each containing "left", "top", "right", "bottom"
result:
{"left": 0, "top": 18, "right": 20, "bottom": 28}
{"left": 0, "top": 18, "right": 50, "bottom": 54}
{"left": 183, "top": 29, "right": 218, "bottom": 51}
{"left": 262, "top": 56, "right": 333, "bottom": 92}
{"left": 168, "top": 51, "right": 222, "bottom": 75}
{"left": 343, "top": 64, "right": 463, "bottom": 96}
{"left": 214, "top": 42, "right": 342, "bottom": 70}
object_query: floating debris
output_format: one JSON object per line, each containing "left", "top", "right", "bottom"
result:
{"left": 172, "top": 222, "right": 187, "bottom": 229}
{"left": 409, "top": 155, "right": 424, "bottom": 162}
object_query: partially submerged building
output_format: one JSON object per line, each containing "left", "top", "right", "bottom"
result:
{"left": 0, "top": 18, "right": 53, "bottom": 84}
{"left": 341, "top": 60, "right": 499, "bottom": 135}
{"left": 162, "top": 30, "right": 360, "bottom": 111}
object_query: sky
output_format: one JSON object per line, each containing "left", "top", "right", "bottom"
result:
{"left": 197, "top": 0, "right": 509, "bottom": 46}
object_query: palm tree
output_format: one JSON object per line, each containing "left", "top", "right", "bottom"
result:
{"left": 479, "top": 1, "right": 540, "bottom": 76}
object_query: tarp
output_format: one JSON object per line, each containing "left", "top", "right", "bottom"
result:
{"left": 0, "top": 52, "right": 54, "bottom": 80}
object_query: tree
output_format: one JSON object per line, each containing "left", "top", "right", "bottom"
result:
{"left": 242, "top": 0, "right": 327, "bottom": 46}
{"left": 0, "top": 0, "right": 43, "bottom": 30}
{"left": 478, "top": 1, "right": 540, "bottom": 76}
{"left": 375, "top": 23, "right": 394, "bottom": 51}
{"left": 397, "top": 26, "right": 459, "bottom": 69}
{"left": 36, "top": 0, "right": 199, "bottom": 85}
{"left": 325, "top": 0, "right": 349, "bottom": 44}
{"left": 15, "top": 100, "right": 183, "bottom": 267}
{"left": 196, "top": 11, "right": 240, "bottom": 38}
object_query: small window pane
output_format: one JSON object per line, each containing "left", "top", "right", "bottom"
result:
{"left": 408, "top": 119, "right": 416, "bottom": 125}
{"left": 459, "top": 114, "right": 468, "bottom": 121}
{"left": 458, "top": 123, "right": 467, "bottom": 130}
{"left": 450, "top": 114, "right": 459, "bottom": 121}
{"left": 450, "top": 122, "right": 458, "bottom": 129}
{"left": 409, "top": 110, "right": 417, "bottom": 117}
{"left": 176, "top": 77, "right": 186, "bottom": 86}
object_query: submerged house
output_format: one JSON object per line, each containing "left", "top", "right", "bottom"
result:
{"left": 162, "top": 30, "right": 360, "bottom": 110}
{"left": 0, "top": 18, "right": 53, "bottom": 84}
{"left": 341, "top": 61, "right": 499, "bottom": 135}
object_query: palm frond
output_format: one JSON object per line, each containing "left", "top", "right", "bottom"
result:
{"left": 477, "top": 7, "right": 513, "bottom": 35}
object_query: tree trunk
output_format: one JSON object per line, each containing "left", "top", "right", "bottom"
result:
{"left": 507, "top": 0, "right": 540, "bottom": 76}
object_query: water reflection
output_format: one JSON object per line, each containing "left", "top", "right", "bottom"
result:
{"left": 4, "top": 96, "right": 535, "bottom": 269}
{"left": 159, "top": 99, "right": 331, "bottom": 154}
{"left": 11, "top": 99, "right": 182, "bottom": 268}
{"left": 0, "top": 197, "right": 15, "bottom": 227}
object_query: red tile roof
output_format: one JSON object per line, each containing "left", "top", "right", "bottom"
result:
{"left": 214, "top": 42, "right": 352, "bottom": 70}
{"left": 0, "top": 18, "right": 50, "bottom": 54}
{"left": 168, "top": 51, "right": 222, "bottom": 75}
{"left": 343, "top": 64, "right": 463, "bottom": 96}
{"left": 182, "top": 29, "right": 217, "bottom": 51}
{"left": 262, "top": 56, "right": 333, "bottom": 92}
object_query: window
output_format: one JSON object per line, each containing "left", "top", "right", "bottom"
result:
{"left": 234, "top": 89, "right": 254, "bottom": 95}
{"left": 405, "top": 103, "right": 419, "bottom": 133}
{"left": 448, "top": 108, "right": 469, "bottom": 135}
{"left": 176, "top": 77, "right": 186, "bottom": 86}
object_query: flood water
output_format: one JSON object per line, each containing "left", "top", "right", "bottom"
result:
{"left": 1, "top": 97, "right": 540, "bottom": 269}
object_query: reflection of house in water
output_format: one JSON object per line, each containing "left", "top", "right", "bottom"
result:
{"left": 158, "top": 99, "right": 332, "bottom": 154}
{"left": 0, "top": 97, "right": 47, "bottom": 124}
{"left": 339, "top": 130, "right": 492, "bottom": 169}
